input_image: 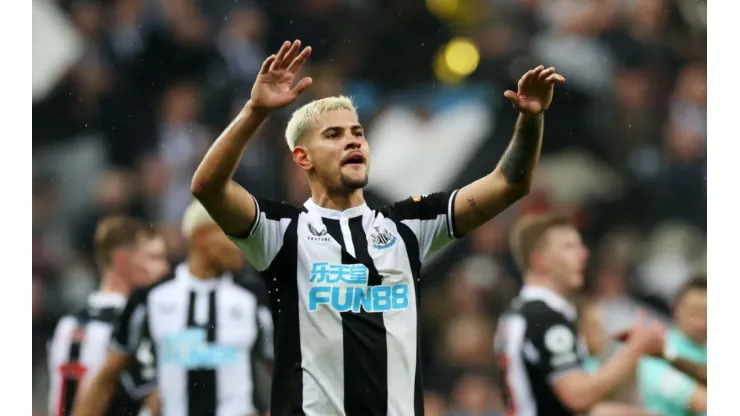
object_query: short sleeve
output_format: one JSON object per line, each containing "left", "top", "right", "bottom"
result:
{"left": 227, "top": 196, "right": 298, "bottom": 272}
{"left": 111, "top": 288, "right": 149, "bottom": 355}
{"left": 381, "top": 190, "right": 459, "bottom": 261}
{"left": 523, "top": 312, "right": 583, "bottom": 383}
{"left": 637, "top": 357, "right": 697, "bottom": 412}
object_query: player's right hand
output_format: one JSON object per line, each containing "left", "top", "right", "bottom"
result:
{"left": 248, "top": 40, "right": 313, "bottom": 111}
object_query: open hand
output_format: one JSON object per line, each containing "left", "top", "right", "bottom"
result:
{"left": 249, "top": 40, "right": 313, "bottom": 111}
{"left": 504, "top": 66, "right": 566, "bottom": 115}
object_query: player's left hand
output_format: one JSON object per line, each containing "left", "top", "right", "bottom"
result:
{"left": 504, "top": 66, "right": 566, "bottom": 115}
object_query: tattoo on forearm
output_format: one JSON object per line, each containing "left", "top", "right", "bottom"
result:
{"left": 467, "top": 196, "right": 486, "bottom": 218}
{"left": 499, "top": 114, "right": 544, "bottom": 184}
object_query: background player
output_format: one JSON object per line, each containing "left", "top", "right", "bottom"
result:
{"left": 494, "top": 214, "right": 663, "bottom": 415}
{"left": 636, "top": 276, "right": 707, "bottom": 415}
{"left": 73, "top": 201, "right": 273, "bottom": 416}
{"left": 48, "top": 216, "right": 170, "bottom": 416}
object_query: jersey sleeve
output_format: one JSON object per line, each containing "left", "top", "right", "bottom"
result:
{"left": 637, "top": 357, "right": 698, "bottom": 412}
{"left": 111, "top": 288, "right": 149, "bottom": 355}
{"left": 227, "top": 196, "right": 298, "bottom": 272}
{"left": 120, "top": 337, "right": 158, "bottom": 399}
{"left": 523, "top": 312, "right": 583, "bottom": 383}
{"left": 381, "top": 190, "right": 459, "bottom": 261}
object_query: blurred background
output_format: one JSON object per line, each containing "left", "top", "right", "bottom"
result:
{"left": 32, "top": 0, "right": 706, "bottom": 414}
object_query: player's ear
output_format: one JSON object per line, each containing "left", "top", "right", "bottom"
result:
{"left": 293, "top": 146, "right": 312, "bottom": 170}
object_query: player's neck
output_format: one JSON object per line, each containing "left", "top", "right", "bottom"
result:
{"left": 523, "top": 274, "right": 571, "bottom": 299}
{"left": 99, "top": 271, "right": 130, "bottom": 297}
{"left": 186, "top": 255, "right": 222, "bottom": 280}
{"left": 310, "top": 189, "right": 365, "bottom": 212}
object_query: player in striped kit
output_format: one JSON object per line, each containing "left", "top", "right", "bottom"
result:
{"left": 191, "top": 39, "right": 567, "bottom": 416}
{"left": 48, "top": 216, "right": 170, "bottom": 416}
{"left": 73, "top": 201, "right": 274, "bottom": 416}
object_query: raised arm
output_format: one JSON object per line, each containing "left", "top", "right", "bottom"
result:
{"left": 453, "top": 66, "right": 565, "bottom": 236}
{"left": 191, "top": 40, "right": 312, "bottom": 236}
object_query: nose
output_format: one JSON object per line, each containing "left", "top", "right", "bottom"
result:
{"left": 344, "top": 139, "right": 362, "bottom": 151}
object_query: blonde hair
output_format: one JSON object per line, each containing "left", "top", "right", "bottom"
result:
{"left": 181, "top": 199, "right": 217, "bottom": 239}
{"left": 285, "top": 95, "right": 357, "bottom": 151}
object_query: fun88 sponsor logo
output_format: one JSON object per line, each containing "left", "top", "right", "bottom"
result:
{"left": 308, "top": 262, "right": 409, "bottom": 313}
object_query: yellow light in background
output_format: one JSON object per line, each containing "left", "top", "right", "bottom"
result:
{"left": 433, "top": 50, "right": 464, "bottom": 85}
{"left": 443, "top": 38, "right": 480, "bottom": 76}
{"left": 426, "top": 0, "right": 459, "bottom": 20}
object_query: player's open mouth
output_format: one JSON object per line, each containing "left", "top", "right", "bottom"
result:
{"left": 341, "top": 153, "right": 366, "bottom": 166}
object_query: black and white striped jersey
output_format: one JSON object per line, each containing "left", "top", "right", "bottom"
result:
{"left": 48, "top": 292, "right": 156, "bottom": 416}
{"left": 227, "top": 191, "right": 460, "bottom": 416}
{"left": 111, "top": 264, "right": 274, "bottom": 416}
{"left": 494, "top": 286, "right": 589, "bottom": 416}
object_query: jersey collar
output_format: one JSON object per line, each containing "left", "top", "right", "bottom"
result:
{"left": 520, "top": 285, "right": 577, "bottom": 321}
{"left": 87, "top": 291, "right": 127, "bottom": 309}
{"left": 175, "top": 263, "right": 231, "bottom": 292}
{"left": 303, "top": 198, "right": 370, "bottom": 219}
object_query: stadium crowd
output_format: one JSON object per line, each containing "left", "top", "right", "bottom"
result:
{"left": 33, "top": 0, "right": 706, "bottom": 414}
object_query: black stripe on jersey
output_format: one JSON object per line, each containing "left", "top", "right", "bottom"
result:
{"left": 251, "top": 307, "right": 263, "bottom": 412}
{"left": 323, "top": 216, "right": 388, "bottom": 416}
{"left": 264, "top": 216, "right": 304, "bottom": 416}
{"left": 186, "top": 290, "right": 218, "bottom": 416}
{"left": 61, "top": 315, "right": 88, "bottom": 416}
{"left": 394, "top": 221, "right": 425, "bottom": 416}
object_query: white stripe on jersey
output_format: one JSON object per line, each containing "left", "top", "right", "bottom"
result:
{"left": 503, "top": 315, "right": 538, "bottom": 416}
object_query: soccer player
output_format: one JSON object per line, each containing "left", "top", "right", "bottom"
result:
{"left": 48, "top": 216, "right": 170, "bottom": 416}
{"left": 494, "top": 214, "right": 665, "bottom": 416}
{"left": 191, "top": 39, "right": 565, "bottom": 416}
{"left": 73, "top": 201, "right": 274, "bottom": 416}
{"left": 636, "top": 276, "right": 707, "bottom": 415}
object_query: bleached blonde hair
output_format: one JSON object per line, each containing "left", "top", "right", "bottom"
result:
{"left": 181, "top": 199, "right": 217, "bottom": 240}
{"left": 285, "top": 95, "right": 358, "bottom": 151}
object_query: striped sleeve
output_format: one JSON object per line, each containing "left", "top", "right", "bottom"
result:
{"left": 381, "top": 190, "right": 459, "bottom": 261}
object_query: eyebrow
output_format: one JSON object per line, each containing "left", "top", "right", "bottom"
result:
{"left": 320, "top": 125, "right": 364, "bottom": 134}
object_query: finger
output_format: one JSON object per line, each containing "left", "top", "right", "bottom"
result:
{"left": 518, "top": 71, "right": 532, "bottom": 90}
{"left": 531, "top": 65, "right": 545, "bottom": 80}
{"left": 280, "top": 40, "right": 302, "bottom": 69}
{"left": 287, "top": 46, "right": 313, "bottom": 74}
{"left": 503, "top": 90, "right": 521, "bottom": 109}
{"left": 270, "top": 41, "right": 292, "bottom": 71}
{"left": 538, "top": 67, "right": 556, "bottom": 81}
{"left": 259, "top": 55, "right": 277, "bottom": 75}
{"left": 291, "top": 77, "right": 313, "bottom": 95}
{"left": 545, "top": 74, "right": 566, "bottom": 84}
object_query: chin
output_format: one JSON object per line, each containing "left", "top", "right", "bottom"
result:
{"left": 340, "top": 174, "right": 369, "bottom": 190}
